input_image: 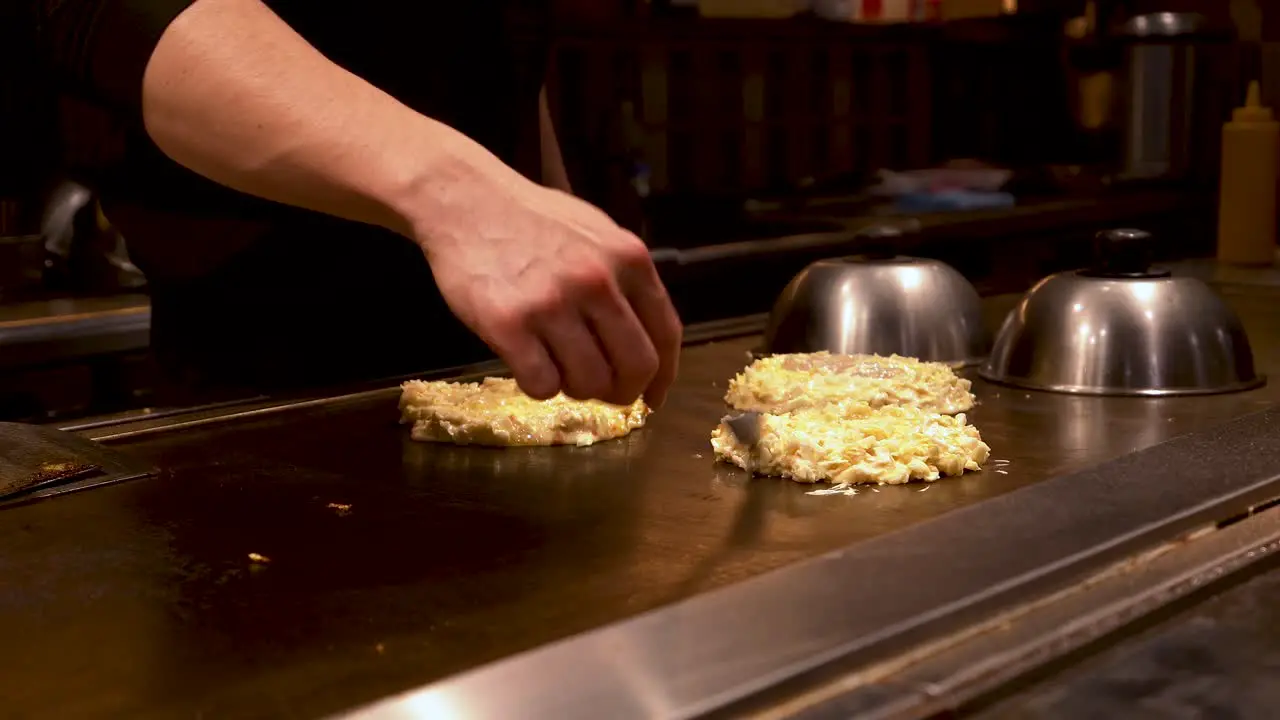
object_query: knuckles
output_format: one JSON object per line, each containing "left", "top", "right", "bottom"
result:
{"left": 611, "top": 239, "right": 656, "bottom": 278}
{"left": 564, "top": 369, "right": 612, "bottom": 401}
{"left": 617, "top": 344, "right": 659, "bottom": 389}
{"left": 562, "top": 261, "right": 615, "bottom": 301}
{"left": 488, "top": 289, "right": 567, "bottom": 331}
{"left": 450, "top": 213, "right": 676, "bottom": 406}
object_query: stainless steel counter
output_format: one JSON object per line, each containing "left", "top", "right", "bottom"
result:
{"left": 0, "top": 294, "right": 149, "bottom": 370}
{"left": 3, "top": 273, "right": 1280, "bottom": 719}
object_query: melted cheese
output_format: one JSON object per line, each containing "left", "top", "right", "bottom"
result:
{"left": 711, "top": 402, "right": 989, "bottom": 486}
{"left": 399, "top": 378, "right": 649, "bottom": 447}
{"left": 725, "top": 351, "right": 975, "bottom": 415}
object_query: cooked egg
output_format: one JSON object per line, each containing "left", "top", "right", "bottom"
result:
{"left": 725, "top": 351, "right": 975, "bottom": 415}
{"left": 711, "top": 401, "right": 989, "bottom": 486}
{"left": 399, "top": 378, "right": 649, "bottom": 447}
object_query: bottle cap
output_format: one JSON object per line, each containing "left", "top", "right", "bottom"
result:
{"left": 1233, "top": 81, "right": 1275, "bottom": 123}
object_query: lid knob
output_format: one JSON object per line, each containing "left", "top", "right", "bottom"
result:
{"left": 1085, "top": 228, "right": 1171, "bottom": 279}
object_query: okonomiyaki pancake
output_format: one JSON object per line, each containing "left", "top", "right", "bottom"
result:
{"left": 711, "top": 402, "right": 989, "bottom": 486}
{"left": 724, "top": 351, "right": 975, "bottom": 415}
{"left": 399, "top": 378, "right": 649, "bottom": 447}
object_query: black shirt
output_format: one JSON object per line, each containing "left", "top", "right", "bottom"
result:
{"left": 26, "top": 0, "right": 553, "bottom": 402}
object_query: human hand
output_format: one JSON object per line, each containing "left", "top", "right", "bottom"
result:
{"left": 412, "top": 175, "right": 682, "bottom": 408}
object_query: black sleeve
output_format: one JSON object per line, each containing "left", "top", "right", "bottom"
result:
{"left": 31, "top": 0, "right": 197, "bottom": 123}
{"left": 1, "top": 0, "right": 57, "bottom": 196}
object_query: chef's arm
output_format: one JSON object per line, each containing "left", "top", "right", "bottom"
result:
{"left": 539, "top": 86, "right": 573, "bottom": 193}
{"left": 33, "top": 0, "right": 684, "bottom": 406}
{"left": 32, "top": 0, "right": 531, "bottom": 238}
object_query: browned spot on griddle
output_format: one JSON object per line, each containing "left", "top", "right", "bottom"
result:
{"left": 28, "top": 461, "right": 101, "bottom": 486}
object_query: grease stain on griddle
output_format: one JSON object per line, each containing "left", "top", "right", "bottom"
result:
{"left": 0, "top": 460, "right": 103, "bottom": 500}
{"left": 29, "top": 461, "right": 100, "bottom": 486}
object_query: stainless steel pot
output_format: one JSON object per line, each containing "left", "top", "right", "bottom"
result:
{"left": 762, "top": 227, "right": 988, "bottom": 365}
{"left": 981, "top": 228, "right": 1263, "bottom": 396}
{"left": 1116, "top": 12, "right": 1219, "bottom": 182}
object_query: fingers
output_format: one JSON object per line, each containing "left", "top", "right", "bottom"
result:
{"left": 477, "top": 312, "right": 561, "bottom": 400}
{"left": 620, "top": 260, "right": 683, "bottom": 409}
{"left": 552, "top": 234, "right": 677, "bottom": 408}
{"left": 537, "top": 310, "right": 613, "bottom": 401}
{"left": 510, "top": 340, "right": 562, "bottom": 400}
{"left": 585, "top": 286, "right": 659, "bottom": 406}
{"left": 446, "top": 199, "right": 680, "bottom": 407}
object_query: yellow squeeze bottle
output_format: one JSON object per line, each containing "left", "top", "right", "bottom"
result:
{"left": 1217, "top": 81, "right": 1279, "bottom": 266}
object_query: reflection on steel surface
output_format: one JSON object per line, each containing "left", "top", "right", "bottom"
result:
{"left": 763, "top": 254, "right": 989, "bottom": 366}
{"left": 983, "top": 273, "right": 1262, "bottom": 395}
{"left": 983, "top": 230, "right": 1263, "bottom": 395}
{"left": 401, "top": 426, "right": 651, "bottom": 493}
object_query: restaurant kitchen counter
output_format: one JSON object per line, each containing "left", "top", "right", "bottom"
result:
{"left": 4, "top": 260, "right": 1280, "bottom": 719}
{"left": 0, "top": 294, "right": 151, "bottom": 422}
{"left": 0, "top": 294, "right": 149, "bottom": 366}
{"left": 972, "top": 557, "right": 1280, "bottom": 720}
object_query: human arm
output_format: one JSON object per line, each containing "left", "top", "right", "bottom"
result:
{"left": 33, "top": 0, "right": 681, "bottom": 406}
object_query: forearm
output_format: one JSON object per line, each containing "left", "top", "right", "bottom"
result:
{"left": 140, "top": 0, "right": 522, "bottom": 237}
{"left": 539, "top": 87, "right": 573, "bottom": 193}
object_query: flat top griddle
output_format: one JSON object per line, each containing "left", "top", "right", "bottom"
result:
{"left": 4, "top": 287, "right": 1280, "bottom": 719}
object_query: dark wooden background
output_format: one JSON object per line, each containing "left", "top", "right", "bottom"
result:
{"left": 0, "top": 0, "right": 1253, "bottom": 236}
